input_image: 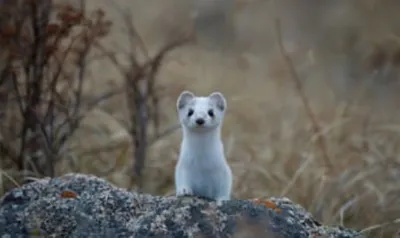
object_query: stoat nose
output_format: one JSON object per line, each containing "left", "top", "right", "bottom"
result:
{"left": 195, "top": 118, "right": 205, "bottom": 125}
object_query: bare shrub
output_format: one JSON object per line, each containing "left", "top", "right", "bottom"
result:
{"left": 95, "top": 5, "right": 192, "bottom": 190}
{"left": 0, "top": 0, "right": 112, "bottom": 189}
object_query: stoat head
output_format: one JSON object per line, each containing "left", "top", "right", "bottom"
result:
{"left": 177, "top": 90, "right": 227, "bottom": 132}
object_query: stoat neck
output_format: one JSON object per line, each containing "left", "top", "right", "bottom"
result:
{"left": 182, "top": 127, "right": 222, "bottom": 153}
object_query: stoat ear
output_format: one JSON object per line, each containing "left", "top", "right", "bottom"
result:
{"left": 177, "top": 91, "right": 195, "bottom": 110}
{"left": 209, "top": 92, "right": 226, "bottom": 112}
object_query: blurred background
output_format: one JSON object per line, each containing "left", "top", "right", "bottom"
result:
{"left": 1, "top": 0, "right": 400, "bottom": 237}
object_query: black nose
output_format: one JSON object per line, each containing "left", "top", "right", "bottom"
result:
{"left": 195, "top": 118, "right": 205, "bottom": 125}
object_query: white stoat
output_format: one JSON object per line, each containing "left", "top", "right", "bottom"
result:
{"left": 175, "top": 90, "right": 232, "bottom": 204}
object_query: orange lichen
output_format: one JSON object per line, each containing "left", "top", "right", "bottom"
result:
{"left": 60, "top": 190, "right": 78, "bottom": 199}
{"left": 251, "top": 198, "right": 282, "bottom": 214}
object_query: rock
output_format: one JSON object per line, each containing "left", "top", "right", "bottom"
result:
{"left": 0, "top": 173, "right": 363, "bottom": 238}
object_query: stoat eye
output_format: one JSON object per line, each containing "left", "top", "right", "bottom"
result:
{"left": 208, "top": 109, "right": 214, "bottom": 117}
{"left": 187, "top": 109, "right": 194, "bottom": 117}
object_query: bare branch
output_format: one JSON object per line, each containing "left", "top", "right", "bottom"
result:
{"left": 274, "top": 19, "right": 333, "bottom": 171}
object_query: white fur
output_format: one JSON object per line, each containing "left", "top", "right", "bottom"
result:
{"left": 175, "top": 90, "right": 232, "bottom": 204}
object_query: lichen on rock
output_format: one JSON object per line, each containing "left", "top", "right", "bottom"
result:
{"left": 0, "top": 173, "right": 364, "bottom": 238}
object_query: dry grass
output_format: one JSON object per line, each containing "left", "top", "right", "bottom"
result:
{"left": 1, "top": 0, "right": 400, "bottom": 237}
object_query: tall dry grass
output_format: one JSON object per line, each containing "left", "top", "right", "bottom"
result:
{"left": 1, "top": 0, "right": 400, "bottom": 237}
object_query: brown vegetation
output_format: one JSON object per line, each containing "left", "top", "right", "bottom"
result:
{"left": 1, "top": 0, "right": 400, "bottom": 237}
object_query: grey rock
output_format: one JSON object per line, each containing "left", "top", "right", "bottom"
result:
{"left": 0, "top": 173, "right": 364, "bottom": 238}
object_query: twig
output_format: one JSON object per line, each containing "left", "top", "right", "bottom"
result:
{"left": 108, "top": 1, "right": 150, "bottom": 61}
{"left": 274, "top": 19, "right": 333, "bottom": 171}
{"left": 0, "top": 169, "right": 21, "bottom": 188}
{"left": 148, "top": 124, "right": 181, "bottom": 146}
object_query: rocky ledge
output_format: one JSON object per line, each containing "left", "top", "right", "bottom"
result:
{"left": 0, "top": 173, "right": 363, "bottom": 238}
